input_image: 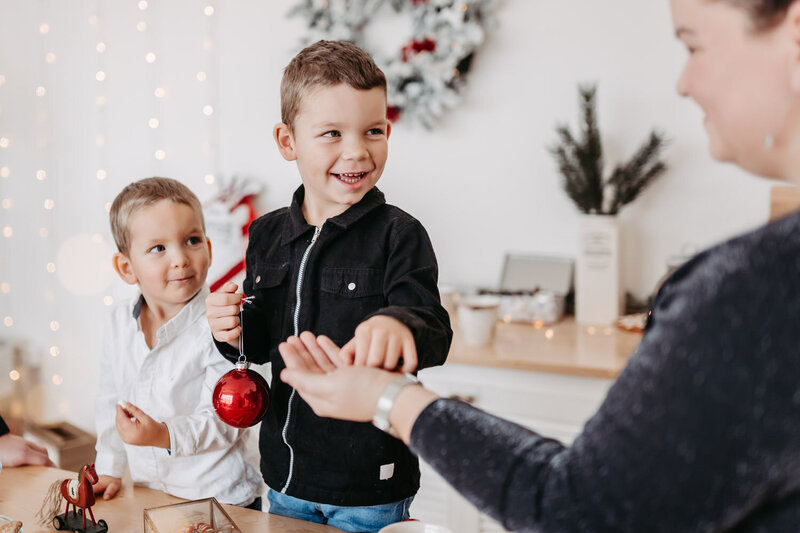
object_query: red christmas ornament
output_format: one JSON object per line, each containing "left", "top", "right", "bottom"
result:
{"left": 213, "top": 361, "right": 270, "bottom": 428}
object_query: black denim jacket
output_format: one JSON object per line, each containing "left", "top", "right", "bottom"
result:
{"left": 215, "top": 185, "right": 452, "bottom": 506}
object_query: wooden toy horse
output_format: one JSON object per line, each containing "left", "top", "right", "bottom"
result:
{"left": 37, "top": 463, "right": 107, "bottom": 531}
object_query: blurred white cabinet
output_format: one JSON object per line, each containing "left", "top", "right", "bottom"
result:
{"left": 410, "top": 363, "right": 615, "bottom": 533}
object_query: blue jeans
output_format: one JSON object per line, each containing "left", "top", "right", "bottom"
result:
{"left": 267, "top": 489, "right": 413, "bottom": 533}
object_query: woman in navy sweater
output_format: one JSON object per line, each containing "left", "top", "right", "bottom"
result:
{"left": 278, "top": 0, "right": 800, "bottom": 531}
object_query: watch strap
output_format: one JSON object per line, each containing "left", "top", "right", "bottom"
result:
{"left": 372, "top": 374, "right": 419, "bottom": 436}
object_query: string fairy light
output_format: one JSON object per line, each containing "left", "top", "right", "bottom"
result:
{"left": 140, "top": 0, "right": 167, "bottom": 169}
{"left": 0, "top": 19, "right": 9, "bottom": 345}
{"left": 35, "top": 0, "right": 63, "bottom": 398}
{"left": 92, "top": 2, "right": 117, "bottom": 329}
{"left": 202, "top": 2, "right": 220, "bottom": 187}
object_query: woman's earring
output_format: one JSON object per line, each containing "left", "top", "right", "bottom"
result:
{"left": 764, "top": 133, "right": 775, "bottom": 149}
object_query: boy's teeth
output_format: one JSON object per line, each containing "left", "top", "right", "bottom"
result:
{"left": 337, "top": 172, "right": 365, "bottom": 183}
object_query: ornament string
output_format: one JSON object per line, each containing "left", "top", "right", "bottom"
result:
{"left": 238, "top": 295, "right": 254, "bottom": 364}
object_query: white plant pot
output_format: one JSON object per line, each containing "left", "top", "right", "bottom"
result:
{"left": 575, "top": 214, "right": 623, "bottom": 325}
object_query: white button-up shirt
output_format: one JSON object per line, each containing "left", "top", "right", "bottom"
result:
{"left": 94, "top": 286, "right": 261, "bottom": 505}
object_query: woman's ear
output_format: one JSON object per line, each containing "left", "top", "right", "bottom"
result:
{"left": 112, "top": 252, "right": 138, "bottom": 285}
{"left": 273, "top": 122, "right": 297, "bottom": 161}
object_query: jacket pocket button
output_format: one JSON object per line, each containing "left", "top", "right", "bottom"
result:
{"left": 255, "top": 275, "right": 261, "bottom": 283}
{"left": 347, "top": 282, "right": 356, "bottom": 291}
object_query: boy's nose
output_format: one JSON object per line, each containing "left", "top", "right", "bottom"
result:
{"left": 342, "top": 138, "right": 368, "bottom": 160}
{"left": 170, "top": 250, "right": 190, "bottom": 267}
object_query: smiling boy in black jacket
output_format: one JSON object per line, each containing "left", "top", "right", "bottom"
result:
{"left": 205, "top": 40, "right": 452, "bottom": 533}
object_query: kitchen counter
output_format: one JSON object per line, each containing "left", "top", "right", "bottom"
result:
{"left": 0, "top": 466, "right": 342, "bottom": 532}
{"left": 447, "top": 317, "right": 641, "bottom": 379}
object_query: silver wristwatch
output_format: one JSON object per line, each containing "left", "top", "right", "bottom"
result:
{"left": 372, "top": 373, "right": 420, "bottom": 436}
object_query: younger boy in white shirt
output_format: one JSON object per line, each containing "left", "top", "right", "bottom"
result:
{"left": 94, "top": 177, "right": 261, "bottom": 507}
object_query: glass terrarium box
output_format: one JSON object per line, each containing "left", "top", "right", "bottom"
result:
{"left": 143, "top": 498, "right": 241, "bottom": 533}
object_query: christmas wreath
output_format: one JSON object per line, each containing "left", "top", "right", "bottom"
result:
{"left": 288, "top": 0, "right": 497, "bottom": 129}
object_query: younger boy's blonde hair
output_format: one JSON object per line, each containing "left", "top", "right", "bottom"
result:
{"left": 280, "top": 40, "right": 387, "bottom": 128}
{"left": 110, "top": 177, "right": 205, "bottom": 255}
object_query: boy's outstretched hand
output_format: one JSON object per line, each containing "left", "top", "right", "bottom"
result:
{"left": 206, "top": 281, "right": 243, "bottom": 348}
{"left": 115, "top": 402, "right": 170, "bottom": 449}
{"left": 93, "top": 475, "right": 121, "bottom": 500}
{"left": 340, "top": 315, "right": 418, "bottom": 372}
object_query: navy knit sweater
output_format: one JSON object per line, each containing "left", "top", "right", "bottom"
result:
{"left": 411, "top": 211, "right": 800, "bottom": 532}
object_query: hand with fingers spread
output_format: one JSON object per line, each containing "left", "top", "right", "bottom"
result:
{"left": 278, "top": 332, "right": 438, "bottom": 443}
{"left": 339, "top": 315, "right": 418, "bottom": 373}
{"left": 279, "top": 332, "right": 343, "bottom": 374}
{"left": 205, "top": 281, "right": 243, "bottom": 348}
{"left": 93, "top": 475, "right": 122, "bottom": 500}
{"left": 0, "top": 432, "right": 55, "bottom": 468}
{"left": 115, "top": 401, "right": 171, "bottom": 449}
{"left": 279, "top": 332, "right": 398, "bottom": 420}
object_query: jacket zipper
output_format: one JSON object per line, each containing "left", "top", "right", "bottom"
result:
{"left": 280, "top": 225, "right": 321, "bottom": 493}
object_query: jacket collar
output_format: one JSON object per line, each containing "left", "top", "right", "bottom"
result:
{"left": 281, "top": 185, "right": 386, "bottom": 245}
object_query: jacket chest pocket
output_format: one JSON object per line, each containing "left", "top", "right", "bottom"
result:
{"left": 248, "top": 264, "right": 291, "bottom": 342}
{"left": 320, "top": 267, "right": 385, "bottom": 340}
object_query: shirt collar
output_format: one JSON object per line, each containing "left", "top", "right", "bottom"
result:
{"left": 130, "top": 285, "right": 210, "bottom": 344}
{"left": 281, "top": 185, "right": 386, "bottom": 245}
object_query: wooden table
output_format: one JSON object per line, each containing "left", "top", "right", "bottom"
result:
{"left": 447, "top": 317, "right": 641, "bottom": 379}
{"left": 0, "top": 466, "right": 342, "bottom": 533}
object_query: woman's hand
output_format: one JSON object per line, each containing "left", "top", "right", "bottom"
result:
{"left": 279, "top": 332, "right": 439, "bottom": 443}
{"left": 0, "top": 432, "right": 54, "bottom": 467}
{"left": 279, "top": 333, "right": 397, "bottom": 421}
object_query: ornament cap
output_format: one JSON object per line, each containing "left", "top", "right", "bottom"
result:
{"left": 235, "top": 360, "right": 250, "bottom": 371}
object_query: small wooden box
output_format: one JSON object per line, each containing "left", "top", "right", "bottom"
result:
{"left": 24, "top": 421, "right": 96, "bottom": 472}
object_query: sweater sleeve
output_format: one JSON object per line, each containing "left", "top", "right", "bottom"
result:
{"left": 0, "top": 415, "right": 9, "bottom": 437}
{"left": 370, "top": 219, "right": 452, "bottom": 370}
{"left": 409, "top": 246, "right": 800, "bottom": 532}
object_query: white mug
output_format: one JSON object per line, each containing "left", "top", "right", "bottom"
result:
{"left": 378, "top": 521, "right": 454, "bottom": 533}
{"left": 456, "top": 295, "right": 500, "bottom": 347}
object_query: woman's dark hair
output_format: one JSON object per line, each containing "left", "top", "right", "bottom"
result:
{"left": 722, "top": 0, "right": 796, "bottom": 29}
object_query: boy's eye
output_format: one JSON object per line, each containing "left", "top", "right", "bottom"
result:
{"left": 366, "top": 128, "right": 384, "bottom": 135}
{"left": 148, "top": 244, "right": 166, "bottom": 253}
{"left": 187, "top": 236, "right": 202, "bottom": 245}
{"left": 322, "top": 130, "right": 341, "bottom": 138}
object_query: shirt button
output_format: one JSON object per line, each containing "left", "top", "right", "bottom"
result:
{"left": 347, "top": 282, "right": 356, "bottom": 291}
{"left": 255, "top": 275, "right": 261, "bottom": 283}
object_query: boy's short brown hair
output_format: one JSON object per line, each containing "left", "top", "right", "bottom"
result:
{"left": 280, "top": 40, "right": 387, "bottom": 128}
{"left": 110, "top": 177, "right": 205, "bottom": 255}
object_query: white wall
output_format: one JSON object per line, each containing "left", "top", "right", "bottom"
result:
{"left": 0, "top": 0, "right": 773, "bottom": 431}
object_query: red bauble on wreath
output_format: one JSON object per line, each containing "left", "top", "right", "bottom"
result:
{"left": 213, "top": 360, "right": 270, "bottom": 428}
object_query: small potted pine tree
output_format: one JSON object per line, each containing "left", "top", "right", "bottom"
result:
{"left": 550, "top": 84, "right": 668, "bottom": 324}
